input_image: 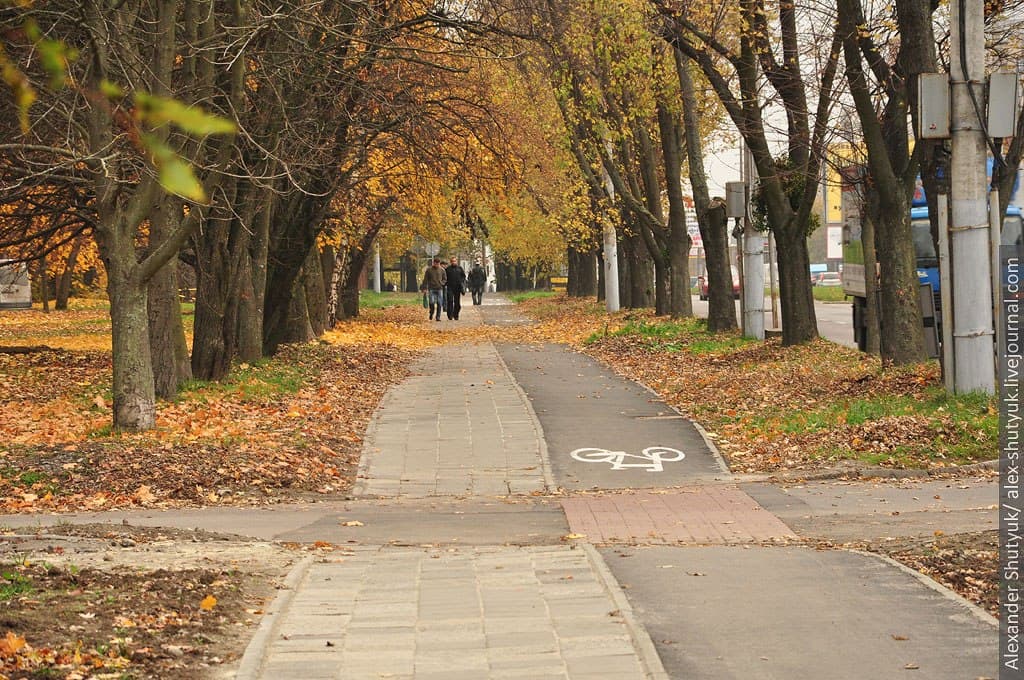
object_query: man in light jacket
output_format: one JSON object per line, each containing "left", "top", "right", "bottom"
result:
{"left": 420, "top": 257, "right": 446, "bottom": 321}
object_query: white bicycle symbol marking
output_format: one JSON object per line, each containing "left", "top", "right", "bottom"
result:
{"left": 569, "top": 446, "right": 685, "bottom": 472}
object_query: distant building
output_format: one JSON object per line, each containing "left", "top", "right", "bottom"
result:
{"left": 0, "top": 260, "right": 32, "bottom": 309}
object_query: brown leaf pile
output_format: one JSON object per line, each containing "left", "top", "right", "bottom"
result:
{"left": 0, "top": 340, "right": 414, "bottom": 512}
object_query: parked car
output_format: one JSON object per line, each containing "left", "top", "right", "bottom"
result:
{"left": 813, "top": 271, "right": 842, "bottom": 287}
{"left": 698, "top": 266, "right": 740, "bottom": 300}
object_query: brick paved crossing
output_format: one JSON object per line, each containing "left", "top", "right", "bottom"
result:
{"left": 560, "top": 487, "right": 797, "bottom": 545}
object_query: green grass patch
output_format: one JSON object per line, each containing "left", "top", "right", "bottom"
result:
{"left": 507, "top": 291, "right": 556, "bottom": 303}
{"left": 590, "top": 318, "right": 755, "bottom": 355}
{"left": 1, "top": 468, "right": 53, "bottom": 486}
{"left": 0, "top": 570, "right": 33, "bottom": 601}
{"left": 179, "top": 358, "right": 309, "bottom": 403}
{"left": 359, "top": 291, "right": 421, "bottom": 309}
{"left": 753, "top": 387, "right": 996, "bottom": 466}
{"left": 812, "top": 286, "right": 849, "bottom": 302}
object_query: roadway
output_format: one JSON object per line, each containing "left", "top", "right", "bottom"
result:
{"left": 691, "top": 295, "right": 855, "bottom": 348}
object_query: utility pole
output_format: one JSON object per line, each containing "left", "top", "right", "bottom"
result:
{"left": 601, "top": 139, "right": 620, "bottom": 313}
{"left": 740, "top": 142, "right": 765, "bottom": 339}
{"left": 950, "top": 0, "right": 996, "bottom": 394}
{"left": 373, "top": 243, "right": 381, "bottom": 293}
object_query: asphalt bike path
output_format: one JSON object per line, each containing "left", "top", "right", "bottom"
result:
{"left": 0, "top": 294, "right": 999, "bottom": 678}
{"left": 485, "top": 302, "right": 996, "bottom": 679}
{"left": 497, "top": 343, "right": 728, "bottom": 489}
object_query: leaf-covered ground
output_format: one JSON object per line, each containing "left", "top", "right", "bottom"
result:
{"left": 0, "top": 295, "right": 1000, "bottom": 662}
{"left": 0, "top": 308, "right": 415, "bottom": 513}
{"left": 0, "top": 523, "right": 301, "bottom": 679}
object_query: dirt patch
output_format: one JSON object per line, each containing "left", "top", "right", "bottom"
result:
{"left": 0, "top": 523, "right": 300, "bottom": 679}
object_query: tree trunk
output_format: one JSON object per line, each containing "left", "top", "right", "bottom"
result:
{"left": 191, "top": 179, "right": 253, "bottom": 382}
{"left": 676, "top": 49, "right": 735, "bottom": 331}
{"left": 148, "top": 196, "right": 191, "bottom": 399}
{"left": 657, "top": 99, "right": 692, "bottom": 319}
{"left": 874, "top": 195, "right": 925, "bottom": 363}
{"left": 632, "top": 126, "right": 670, "bottom": 315}
{"left": 263, "top": 191, "right": 326, "bottom": 355}
{"left": 660, "top": 2, "right": 831, "bottom": 345}
{"left": 237, "top": 195, "right": 271, "bottom": 363}
{"left": 621, "top": 231, "right": 653, "bottom": 308}
{"left": 839, "top": 0, "right": 926, "bottom": 364}
{"left": 703, "top": 200, "right": 739, "bottom": 332}
{"left": 775, "top": 221, "right": 818, "bottom": 344}
{"left": 862, "top": 199, "right": 881, "bottom": 354}
{"left": 55, "top": 239, "right": 82, "bottom": 310}
{"left": 282, "top": 276, "right": 315, "bottom": 344}
{"left": 304, "top": 246, "right": 328, "bottom": 335}
{"left": 567, "top": 244, "right": 598, "bottom": 297}
{"left": 402, "top": 252, "right": 419, "bottom": 293}
{"left": 321, "top": 245, "right": 336, "bottom": 325}
{"left": 37, "top": 255, "right": 49, "bottom": 313}
{"left": 103, "top": 235, "right": 156, "bottom": 431}
{"left": 339, "top": 275, "right": 360, "bottom": 319}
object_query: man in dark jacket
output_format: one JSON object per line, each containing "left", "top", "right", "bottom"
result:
{"left": 444, "top": 256, "right": 466, "bottom": 320}
{"left": 420, "top": 257, "right": 446, "bottom": 321}
{"left": 467, "top": 260, "right": 487, "bottom": 305}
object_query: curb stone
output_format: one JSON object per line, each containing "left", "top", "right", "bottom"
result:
{"left": 234, "top": 555, "right": 314, "bottom": 680}
{"left": 352, "top": 387, "right": 392, "bottom": 498}
{"left": 491, "top": 338, "right": 556, "bottom": 493}
{"left": 581, "top": 543, "right": 671, "bottom": 680}
{"left": 847, "top": 548, "right": 998, "bottom": 627}
{"left": 758, "top": 459, "right": 999, "bottom": 484}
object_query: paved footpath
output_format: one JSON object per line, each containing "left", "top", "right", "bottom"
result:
{"left": 0, "top": 295, "right": 1000, "bottom": 678}
{"left": 233, "top": 297, "right": 669, "bottom": 680}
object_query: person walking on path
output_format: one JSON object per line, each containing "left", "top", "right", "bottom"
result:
{"left": 420, "top": 257, "right": 446, "bottom": 321}
{"left": 467, "top": 260, "right": 487, "bottom": 305}
{"left": 444, "top": 256, "right": 466, "bottom": 320}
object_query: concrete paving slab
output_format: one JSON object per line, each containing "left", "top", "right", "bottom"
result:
{"left": 743, "top": 476, "right": 997, "bottom": 540}
{"left": 497, "top": 343, "right": 730, "bottom": 490}
{"left": 238, "top": 545, "right": 668, "bottom": 680}
{"left": 356, "top": 340, "right": 551, "bottom": 498}
{"left": 0, "top": 496, "right": 571, "bottom": 547}
{"left": 601, "top": 544, "right": 996, "bottom": 680}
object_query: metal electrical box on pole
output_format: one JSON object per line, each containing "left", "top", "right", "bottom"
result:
{"left": 987, "top": 70, "right": 1019, "bottom": 138}
{"left": 725, "top": 180, "right": 747, "bottom": 331}
{"left": 726, "top": 182, "right": 746, "bottom": 219}
{"left": 918, "top": 74, "right": 951, "bottom": 139}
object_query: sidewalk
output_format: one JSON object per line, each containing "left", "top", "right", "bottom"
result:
{"left": 238, "top": 299, "right": 669, "bottom": 679}
{"left": 232, "top": 295, "right": 996, "bottom": 679}
{"left": 0, "top": 295, "right": 998, "bottom": 678}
